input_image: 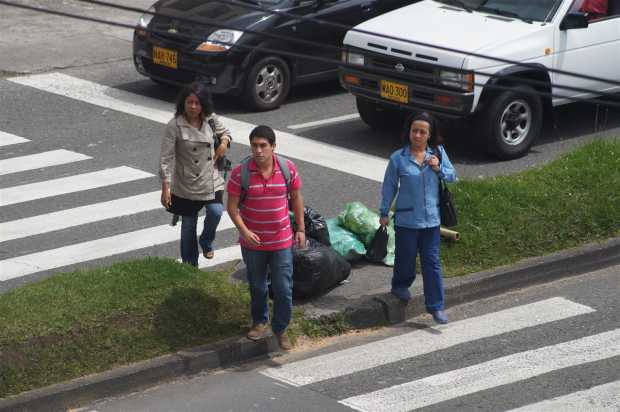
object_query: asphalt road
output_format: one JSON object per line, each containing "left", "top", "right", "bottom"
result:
{"left": 86, "top": 265, "right": 620, "bottom": 412}
{"left": 0, "top": 0, "right": 619, "bottom": 294}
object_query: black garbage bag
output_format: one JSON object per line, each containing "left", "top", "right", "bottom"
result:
{"left": 366, "top": 226, "right": 389, "bottom": 263}
{"left": 293, "top": 242, "right": 350, "bottom": 299}
{"left": 292, "top": 207, "right": 331, "bottom": 246}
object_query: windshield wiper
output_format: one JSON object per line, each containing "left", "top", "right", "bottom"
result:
{"left": 477, "top": 6, "right": 533, "bottom": 23}
{"left": 436, "top": 0, "right": 473, "bottom": 13}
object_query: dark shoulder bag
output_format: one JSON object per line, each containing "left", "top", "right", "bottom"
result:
{"left": 435, "top": 147, "right": 458, "bottom": 227}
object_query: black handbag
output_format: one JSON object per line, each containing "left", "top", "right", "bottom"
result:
{"left": 439, "top": 179, "right": 458, "bottom": 227}
{"left": 366, "top": 226, "right": 389, "bottom": 262}
{"left": 435, "top": 147, "right": 458, "bottom": 227}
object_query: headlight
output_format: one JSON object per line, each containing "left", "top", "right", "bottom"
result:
{"left": 196, "top": 30, "right": 244, "bottom": 52}
{"left": 439, "top": 70, "right": 474, "bottom": 91}
{"left": 346, "top": 51, "right": 365, "bottom": 66}
{"left": 137, "top": 6, "right": 155, "bottom": 29}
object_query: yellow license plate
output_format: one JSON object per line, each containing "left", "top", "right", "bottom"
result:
{"left": 153, "top": 46, "right": 178, "bottom": 69}
{"left": 380, "top": 80, "right": 408, "bottom": 103}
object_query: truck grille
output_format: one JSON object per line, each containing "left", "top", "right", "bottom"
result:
{"left": 368, "top": 55, "right": 436, "bottom": 86}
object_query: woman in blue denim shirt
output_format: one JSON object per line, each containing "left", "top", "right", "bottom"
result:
{"left": 379, "top": 112, "right": 456, "bottom": 324}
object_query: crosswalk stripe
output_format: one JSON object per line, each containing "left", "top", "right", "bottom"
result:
{"left": 0, "top": 149, "right": 91, "bottom": 176}
{"left": 288, "top": 113, "right": 360, "bottom": 130}
{"left": 197, "top": 245, "right": 242, "bottom": 268}
{"left": 0, "top": 191, "right": 161, "bottom": 243}
{"left": 0, "top": 166, "right": 153, "bottom": 207}
{"left": 9, "top": 73, "right": 388, "bottom": 183}
{"left": 261, "top": 298, "right": 595, "bottom": 386}
{"left": 340, "top": 328, "right": 620, "bottom": 412}
{"left": 0, "top": 213, "right": 235, "bottom": 281}
{"left": 0, "top": 131, "right": 30, "bottom": 147}
{"left": 506, "top": 380, "right": 620, "bottom": 412}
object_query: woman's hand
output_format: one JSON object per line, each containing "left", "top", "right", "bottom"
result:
{"left": 428, "top": 155, "right": 440, "bottom": 172}
{"left": 161, "top": 184, "right": 171, "bottom": 209}
{"left": 242, "top": 228, "right": 261, "bottom": 247}
{"left": 379, "top": 216, "right": 390, "bottom": 227}
{"left": 214, "top": 136, "right": 230, "bottom": 161}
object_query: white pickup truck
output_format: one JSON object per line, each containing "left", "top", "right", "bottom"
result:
{"left": 340, "top": 0, "right": 620, "bottom": 159}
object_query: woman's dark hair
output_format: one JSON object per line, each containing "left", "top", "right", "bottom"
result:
{"left": 400, "top": 111, "right": 443, "bottom": 149}
{"left": 249, "top": 125, "right": 276, "bottom": 145}
{"left": 175, "top": 82, "right": 214, "bottom": 119}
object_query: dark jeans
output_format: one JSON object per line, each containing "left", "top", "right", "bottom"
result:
{"left": 180, "top": 202, "right": 223, "bottom": 266}
{"left": 392, "top": 225, "right": 445, "bottom": 311}
{"left": 241, "top": 247, "right": 293, "bottom": 334}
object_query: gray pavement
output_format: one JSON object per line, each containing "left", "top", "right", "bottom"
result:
{"left": 1, "top": 2, "right": 620, "bottom": 410}
{"left": 85, "top": 264, "right": 620, "bottom": 412}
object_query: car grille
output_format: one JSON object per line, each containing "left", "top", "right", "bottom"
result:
{"left": 149, "top": 16, "right": 211, "bottom": 50}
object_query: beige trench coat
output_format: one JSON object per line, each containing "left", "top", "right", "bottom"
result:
{"left": 159, "top": 114, "right": 230, "bottom": 201}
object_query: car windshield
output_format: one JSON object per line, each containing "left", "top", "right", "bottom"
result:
{"left": 434, "top": 0, "right": 561, "bottom": 22}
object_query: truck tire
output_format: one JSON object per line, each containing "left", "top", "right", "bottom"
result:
{"left": 356, "top": 97, "right": 403, "bottom": 131}
{"left": 478, "top": 85, "right": 543, "bottom": 160}
{"left": 243, "top": 56, "right": 290, "bottom": 111}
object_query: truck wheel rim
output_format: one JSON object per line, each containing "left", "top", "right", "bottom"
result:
{"left": 255, "top": 64, "right": 283, "bottom": 105}
{"left": 499, "top": 99, "right": 531, "bottom": 146}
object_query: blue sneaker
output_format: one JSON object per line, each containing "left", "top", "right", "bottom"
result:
{"left": 430, "top": 310, "right": 448, "bottom": 324}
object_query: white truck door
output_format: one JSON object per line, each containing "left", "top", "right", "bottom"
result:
{"left": 552, "top": 1, "right": 620, "bottom": 105}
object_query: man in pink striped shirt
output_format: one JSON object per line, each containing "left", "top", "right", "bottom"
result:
{"left": 227, "top": 125, "right": 305, "bottom": 351}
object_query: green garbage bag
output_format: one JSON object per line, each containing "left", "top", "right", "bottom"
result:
{"left": 338, "top": 202, "right": 395, "bottom": 266}
{"left": 326, "top": 218, "right": 366, "bottom": 262}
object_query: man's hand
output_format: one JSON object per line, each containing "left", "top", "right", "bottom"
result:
{"left": 295, "top": 231, "right": 306, "bottom": 248}
{"left": 242, "top": 229, "right": 261, "bottom": 247}
{"left": 379, "top": 216, "right": 390, "bottom": 227}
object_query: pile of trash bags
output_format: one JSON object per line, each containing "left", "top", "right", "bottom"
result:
{"left": 278, "top": 203, "right": 394, "bottom": 300}
{"left": 335, "top": 202, "right": 395, "bottom": 266}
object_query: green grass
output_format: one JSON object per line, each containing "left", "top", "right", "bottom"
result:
{"left": 0, "top": 259, "right": 251, "bottom": 397}
{"left": 440, "top": 139, "right": 620, "bottom": 276}
{"left": 1, "top": 140, "right": 619, "bottom": 398}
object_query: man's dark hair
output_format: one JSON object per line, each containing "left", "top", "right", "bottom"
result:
{"left": 249, "top": 125, "right": 276, "bottom": 145}
{"left": 175, "top": 82, "right": 214, "bottom": 119}
{"left": 400, "top": 111, "right": 443, "bottom": 149}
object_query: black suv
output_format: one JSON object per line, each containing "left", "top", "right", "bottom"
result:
{"left": 133, "top": 0, "right": 416, "bottom": 111}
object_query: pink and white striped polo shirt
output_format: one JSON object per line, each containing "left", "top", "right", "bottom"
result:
{"left": 227, "top": 155, "right": 302, "bottom": 251}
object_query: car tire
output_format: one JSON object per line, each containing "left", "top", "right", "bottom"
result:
{"left": 478, "top": 85, "right": 543, "bottom": 160}
{"left": 356, "top": 97, "right": 403, "bottom": 131}
{"left": 243, "top": 56, "right": 290, "bottom": 111}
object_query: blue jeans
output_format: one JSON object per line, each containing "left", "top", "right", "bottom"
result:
{"left": 392, "top": 226, "right": 445, "bottom": 311}
{"left": 241, "top": 247, "right": 293, "bottom": 334}
{"left": 180, "top": 203, "right": 223, "bottom": 266}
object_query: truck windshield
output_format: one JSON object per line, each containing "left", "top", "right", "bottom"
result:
{"left": 435, "top": 0, "right": 561, "bottom": 22}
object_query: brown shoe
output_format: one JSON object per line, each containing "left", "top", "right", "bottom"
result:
{"left": 275, "top": 332, "right": 293, "bottom": 351}
{"left": 246, "top": 323, "right": 267, "bottom": 341}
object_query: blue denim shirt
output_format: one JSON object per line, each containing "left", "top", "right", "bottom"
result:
{"left": 380, "top": 145, "right": 457, "bottom": 229}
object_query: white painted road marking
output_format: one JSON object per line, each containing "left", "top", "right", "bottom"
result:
{"left": 0, "top": 131, "right": 30, "bottom": 147}
{"left": 0, "top": 213, "right": 235, "bottom": 282}
{"left": 0, "top": 191, "right": 161, "bottom": 243}
{"left": 0, "top": 166, "right": 153, "bottom": 207}
{"left": 506, "top": 380, "right": 620, "bottom": 412}
{"left": 0, "top": 149, "right": 91, "bottom": 176}
{"left": 288, "top": 113, "right": 360, "bottom": 130}
{"left": 261, "top": 297, "right": 595, "bottom": 386}
{"left": 9, "top": 73, "right": 387, "bottom": 182}
{"left": 340, "top": 328, "right": 620, "bottom": 412}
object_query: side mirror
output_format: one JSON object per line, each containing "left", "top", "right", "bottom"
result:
{"left": 560, "top": 12, "right": 589, "bottom": 30}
